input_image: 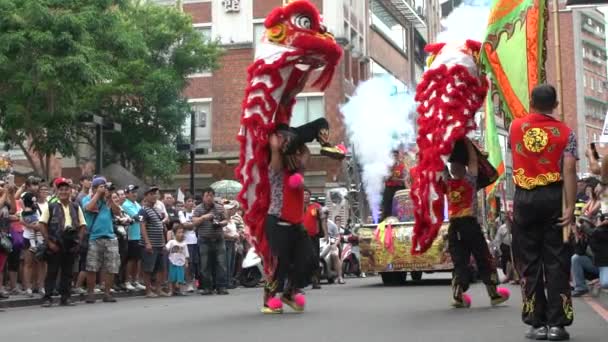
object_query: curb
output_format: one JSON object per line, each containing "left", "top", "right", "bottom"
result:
{"left": 0, "top": 290, "right": 147, "bottom": 309}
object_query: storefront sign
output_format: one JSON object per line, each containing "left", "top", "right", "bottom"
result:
{"left": 221, "top": 0, "right": 240, "bottom": 13}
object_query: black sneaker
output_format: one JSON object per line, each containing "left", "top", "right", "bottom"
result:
{"left": 548, "top": 327, "right": 570, "bottom": 341}
{"left": 102, "top": 296, "right": 117, "bottom": 303}
{"left": 200, "top": 289, "right": 214, "bottom": 296}
{"left": 59, "top": 298, "right": 76, "bottom": 307}
{"left": 85, "top": 295, "right": 96, "bottom": 304}
{"left": 525, "top": 326, "right": 548, "bottom": 340}
{"left": 41, "top": 297, "right": 53, "bottom": 308}
{"left": 571, "top": 289, "right": 588, "bottom": 297}
{"left": 216, "top": 288, "right": 229, "bottom": 295}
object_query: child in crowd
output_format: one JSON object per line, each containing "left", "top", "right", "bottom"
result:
{"left": 165, "top": 224, "right": 189, "bottom": 296}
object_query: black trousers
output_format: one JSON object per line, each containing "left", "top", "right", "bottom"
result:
{"left": 264, "top": 215, "right": 313, "bottom": 300}
{"left": 277, "top": 118, "right": 329, "bottom": 153}
{"left": 310, "top": 235, "right": 320, "bottom": 276}
{"left": 448, "top": 217, "right": 498, "bottom": 296}
{"left": 45, "top": 249, "right": 76, "bottom": 301}
{"left": 382, "top": 185, "right": 405, "bottom": 221}
{"left": 512, "top": 184, "right": 573, "bottom": 327}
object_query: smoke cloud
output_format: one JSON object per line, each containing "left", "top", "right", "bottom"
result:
{"left": 340, "top": 77, "right": 416, "bottom": 223}
{"left": 436, "top": 0, "right": 491, "bottom": 43}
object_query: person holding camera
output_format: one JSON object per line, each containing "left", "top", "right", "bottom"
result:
{"left": 82, "top": 176, "right": 122, "bottom": 304}
{"left": 192, "top": 187, "right": 228, "bottom": 295}
{"left": 37, "top": 178, "right": 86, "bottom": 307}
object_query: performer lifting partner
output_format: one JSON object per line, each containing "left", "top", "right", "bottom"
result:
{"left": 446, "top": 137, "right": 509, "bottom": 309}
{"left": 261, "top": 132, "right": 314, "bottom": 314}
{"left": 381, "top": 150, "right": 406, "bottom": 221}
{"left": 509, "top": 84, "right": 577, "bottom": 341}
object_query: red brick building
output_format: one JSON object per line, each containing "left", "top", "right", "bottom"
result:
{"left": 161, "top": 0, "right": 434, "bottom": 194}
{"left": 545, "top": 4, "right": 608, "bottom": 172}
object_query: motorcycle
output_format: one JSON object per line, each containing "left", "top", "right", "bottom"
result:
{"left": 341, "top": 232, "right": 361, "bottom": 277}
{"left": 319, "top": 236, "right": 339, "bottom": 284}
{"left": 239, "top": 246, "right": 264, "bottom": 288}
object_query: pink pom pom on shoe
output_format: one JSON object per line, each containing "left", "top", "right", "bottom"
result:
{"left": 288, "top": 173, "right": 304, "bottom": 189}
{"left": 267, "top": 297, "right": 283, "bottom": 310}
{"left": 497, "top": 287, "right": 511, "bottom": 299}
{"left": 294, "top": 293, "right": 306, "bottom": 308}
{"left": 462, "top": 293, "right": 472, "bottom": 308}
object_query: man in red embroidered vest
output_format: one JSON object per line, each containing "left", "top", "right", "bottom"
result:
{"left": 382, "top": 150, "right": 407, "bottom": 220}
{"left": 509, "top": 84, "right": 578, "bottom": 341}
{"left": 446, "top": 138, "right": 509, "bottom": 309}
{"left": 303, "top": 188, "right": 325, "bottom": 289}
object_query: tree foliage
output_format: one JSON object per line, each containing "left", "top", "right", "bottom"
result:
{"left": 0, "top": 0, "right": 221, "bottom": 182}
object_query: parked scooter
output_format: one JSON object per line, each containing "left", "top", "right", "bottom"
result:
{"left": 319, "top": 236, "right": 339, "bottom": 284}
{"left": 341, "top": 232, "right": 361, "bottom": 277}
{"left": 240, "top": 246, "right": 263, "bottom": 288}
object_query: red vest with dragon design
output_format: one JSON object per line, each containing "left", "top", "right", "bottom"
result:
{"left": 509, "top": 113, "right": 571, "bottom": 190}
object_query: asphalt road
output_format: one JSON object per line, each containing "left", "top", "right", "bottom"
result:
{"left": 1, "top": 275, "right": 607, "bottom": 342}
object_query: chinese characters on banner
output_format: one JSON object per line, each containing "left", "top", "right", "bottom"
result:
{"left": 222, "top": 0, "right": 240, "bottom": 12}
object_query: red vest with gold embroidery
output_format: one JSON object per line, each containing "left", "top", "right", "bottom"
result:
{"left": 509, "top": 113, "right": 571, "bottom": 190}
{"left": 447, "top": 177, "right": 475, "bottom": 218}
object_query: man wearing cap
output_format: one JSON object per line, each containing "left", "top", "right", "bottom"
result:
{"left": 122, "top": 185, "right": 145, "bottom": 291}
{"left": 76, "top": 175, "right": 92, "bottom": 207}
{"left": 82, "top": 176, "right": 122, "bottom": 303}
{"left": 193, "top": 187, "right": 228, "bottom": 295}
{"left": 38, "top": 178, "right": 87, "bottom": 307}
{"left": 139, "top": 186, "right": 169, "bottom": 297}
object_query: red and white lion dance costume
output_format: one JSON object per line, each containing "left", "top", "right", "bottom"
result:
{"left": 236, "top": 0, "right": 342, "bottom": 276}
{"left": 410, "top": 40, "right": 489, "bottom": 255}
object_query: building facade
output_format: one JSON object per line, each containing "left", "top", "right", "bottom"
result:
{"left": 546, "top": 4, "right": 608, "bottom": 173}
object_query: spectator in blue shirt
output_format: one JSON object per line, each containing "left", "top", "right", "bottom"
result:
{"left": 121, "top": 185, "right": 145, "bottom": 291}
{"left": 82, "top": 176, "right": 121, "bottom": 304}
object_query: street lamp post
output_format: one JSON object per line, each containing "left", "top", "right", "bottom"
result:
{"left": 190, "top": 110, "right": 196, "bottom": 196}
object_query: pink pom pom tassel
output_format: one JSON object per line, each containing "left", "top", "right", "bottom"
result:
{"left": 267, "top": 297, "right": 283, "bottom": 310}
{"left": 294, "top": 293, "right": 306, "bottom": 308}
{"left": 288, "top": 173, "right": 304, "bottom": 189}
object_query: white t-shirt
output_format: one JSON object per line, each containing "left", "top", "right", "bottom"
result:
{"left": 327, "top": 219, "right": 339, "bottom": 238}
{"left": 178, "top": 210, "right": 197, "bottom": 245}
{"left": 165, "top": 240, "right": 189, "bottom": 267}
{"left": 600, "top": 187, "right": 608, "bottom": 215}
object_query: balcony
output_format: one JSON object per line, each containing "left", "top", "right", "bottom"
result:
{"left": 582, "top": 23, "right": 606, "bottom": 39}
{"left": 376, "top": 0, "right": 427, "bottom": 40}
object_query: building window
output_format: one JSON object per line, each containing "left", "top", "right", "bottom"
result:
{"left": 591, "top": 77, "right": 595, "bottom": 90}
{"left": 584, "top": 74, "right": 587, "bottom": 88}
{"left": 196, "top": 26, "right": 212, "bottom": 42}
{"left": 291, "top": 95, "right": 324, "bottom": 128}
{"left": 253, "top": 23, "right": 265, "bottom": 49}
{"left": 370, "top": 0, "right": 407, "bottom": 54}
{"left": 183, "top": 101, "right": 212, "bottom": 150}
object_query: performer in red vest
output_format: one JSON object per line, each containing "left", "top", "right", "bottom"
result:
{"left": 382, "top": 150, "right": 407, "bottom": 220}
{"left": 302, "top": 188, "right": 325, "bottom": 289}
{"left": 446, "top": 138, "right": 509, "bottom": 309}
{"left": 509, "top": 84, "right": 577, "bottom": 341}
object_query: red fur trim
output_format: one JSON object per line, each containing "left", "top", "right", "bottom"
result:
{"left": 266, "top": 1, "right": 322, "bottom": 31}
{"left": 411, "top": 63, "right": 488, "bottom": 255}
{"left": 424, "top": 43, "right": 446, "bottom": 54}
{"left": 465, "top": 40, "right": 482, "bottom": 53}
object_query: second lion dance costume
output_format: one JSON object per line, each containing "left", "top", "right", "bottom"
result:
{"left": 236, "top": 0, "right": 344, "bottom": 314}
{"left": 410, "top": 41, "right": 509, "bottom": 308}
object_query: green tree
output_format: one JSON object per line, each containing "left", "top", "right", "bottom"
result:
{"left": 0, "top": 0, "right": 131, "bottom": 178}
{"left": 0, "top": 0, "right": 221, "bottom": 183}
{"left": 86, "top": 2, "right": 221, "bottom": 183}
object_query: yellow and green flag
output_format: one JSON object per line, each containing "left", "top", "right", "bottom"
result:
{"left": 481, "top": 0, "right": 548, "bottom": 196}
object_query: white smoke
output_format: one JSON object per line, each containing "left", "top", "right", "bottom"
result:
{"left": 340, "top": 77, "right": 416, "bottom": 223}
{"left": 436, "top": 0, "right": 491, "bottom": 43}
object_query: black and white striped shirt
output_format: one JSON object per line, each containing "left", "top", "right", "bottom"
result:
{"left": 139, "top": 206, "right": 165, "bottom": 248}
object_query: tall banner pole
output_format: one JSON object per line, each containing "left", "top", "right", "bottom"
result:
{"left": 551, "top": 0, "right": 570, "bottom": 243}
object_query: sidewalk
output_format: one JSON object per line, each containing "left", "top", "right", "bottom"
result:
{"left": 0, "top": 289, "right": 147, "bottom": 309}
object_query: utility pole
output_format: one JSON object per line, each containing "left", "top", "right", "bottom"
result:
{"left": 190, "top": 110, "right": 196, "bottom": 196}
